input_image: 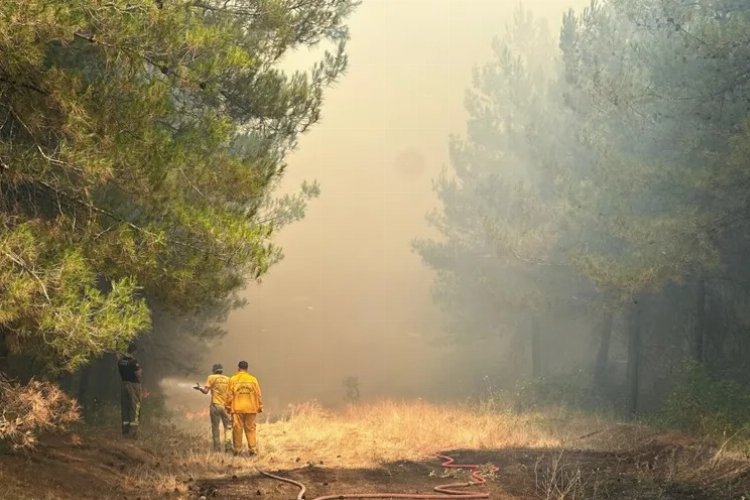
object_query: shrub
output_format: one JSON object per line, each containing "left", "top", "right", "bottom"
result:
{"left": 511, "top": 371, "right": 612, "bottom": 412}
{"left": 660, "top": 362, "right": 750, "bottom": 442}
{"left": 0, "top": 375, "right": 80, "bottom": 450}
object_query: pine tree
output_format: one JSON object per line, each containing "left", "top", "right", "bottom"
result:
{"left": 0, "top": 0, "right": 356, "bottom": 371}
{"left": 415, "top": 9, "right": 587, "bottom": 379}
{"left": 559, "top": 0, "right": 750, "bottom": 412}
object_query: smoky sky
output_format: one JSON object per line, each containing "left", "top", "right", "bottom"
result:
{"left": 202, "top": 0, "right": 590, "bottom": 412}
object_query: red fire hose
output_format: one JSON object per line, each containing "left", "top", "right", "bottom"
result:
{"left": 258, "top": 453, "right": 498, "bottom": 499}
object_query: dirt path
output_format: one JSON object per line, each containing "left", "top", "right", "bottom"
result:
{"left": 192, "top": 448, "right": 731, "bottom": 500}
{"left": 2, "top": 430, "right": 748, "bottom": 499}
{"left": 195, "top": 458, "right": 518, "bottom": 499}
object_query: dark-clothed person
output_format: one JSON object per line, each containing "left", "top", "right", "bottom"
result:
{"left": 117, "top": 344, "right": 142, "bottom": 438}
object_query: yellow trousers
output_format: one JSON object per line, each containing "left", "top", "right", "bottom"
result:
{"left": 232, "top": 412, "right": 257, "bottom": 452}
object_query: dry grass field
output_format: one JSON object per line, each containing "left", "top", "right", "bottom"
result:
{"left": 136, "top": 400, "right": 750, "bottom": 499}
{"left": 2, "top": 400, "right": 749, "bottom": 499}
{"left": 191, "top": 400, "right": 563, "bottom": 468}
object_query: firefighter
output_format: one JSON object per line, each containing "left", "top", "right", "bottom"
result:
{"left": 225, "top": 360, "right": 263, "bottom": 456}
{"left": 117, "top": 344, "right": 142, "bottom": 438}
{"left": 195, "top": 363, "right": 232, "bottom": 452}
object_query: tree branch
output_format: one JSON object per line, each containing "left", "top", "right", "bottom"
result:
{"left": 0, "top": 248, "right": 51, "bottom": 303}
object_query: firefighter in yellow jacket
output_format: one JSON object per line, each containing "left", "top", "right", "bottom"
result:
{"left": 195, "top": 363, "right": 232, "bottom": 452}
{"left": 225, "top": 360, "right": 263, "bottom": 455}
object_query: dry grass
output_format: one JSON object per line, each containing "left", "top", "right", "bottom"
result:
{"left": 534, "top": 451, "right": 586, "bottom": 500}
{"left": 258, "top": 400, "right": 561, "bottom": 468}
{"left": 3, "top": 398, "right": 749, "bottom": 498}
{"left": 137, "top": 401, "right": 750, "bottom": 498}
{"left": 139, "top": 399, "right": 561, "bottom": 490}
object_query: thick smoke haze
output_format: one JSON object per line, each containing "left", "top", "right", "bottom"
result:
{"left": 200, "top": 0, "right": 590, "bottom": 412}
{"left": 7, "top": 6, "right": 750, "bottom": 498}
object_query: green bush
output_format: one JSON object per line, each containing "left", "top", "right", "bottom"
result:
{"left": 660, "top": 362, "right": 750, "bottom": 443}
{"left": 511, "top": 371, "right": 612, "bottom": 412}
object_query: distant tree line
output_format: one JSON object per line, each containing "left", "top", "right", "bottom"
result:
{"left": 416, "top": 0, "right": 750, "bottom": 416}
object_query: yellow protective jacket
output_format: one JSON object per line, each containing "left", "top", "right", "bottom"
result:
{"left": 204, "top": 373, "right": 230, "bottom": 406}
{"left": 226, "top": 371, "right": 263, "bottom": 414}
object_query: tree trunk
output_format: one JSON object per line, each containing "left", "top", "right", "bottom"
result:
{"left": 593, "top": 310, "right": 614, "bottom": 392}
{"left": 92, "top": 354, "right": 117, "bottom": 400}
{"left": 531, "top": 318, "right": 542, "bottom": 379}
{"left": 691, "top": 278, "right": 706, "bottom": 364}
{"left": 0, "top": 327, "right": 7, "bottom": 374}
{"left": 626, "top": 300, "right": 642, "bottom": 417}
{"left": 77, "top": 364, "right": 92, "bottom": 421}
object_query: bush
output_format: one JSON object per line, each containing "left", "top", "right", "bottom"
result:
{"left": 511, "top": 371, "right": 612, "bottom": 412}
{"left": 0, "top": 375, "right": 80, "bottom": 450}
{"left": 660, "top": 362, "right": 750, "bottom": 442}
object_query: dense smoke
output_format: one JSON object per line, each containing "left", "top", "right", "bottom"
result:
{"left": 178, "top": 0, "right": 592, "bottom": 413}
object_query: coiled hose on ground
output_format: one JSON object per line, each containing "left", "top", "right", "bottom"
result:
{"left": 258, "top": 453, "right": 499, "bottom": 499}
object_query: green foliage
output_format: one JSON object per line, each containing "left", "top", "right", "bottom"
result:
{"left": 511, "top": 372, "right": 613, "bottom": 413}
{"left": 414, "top": 7, "right": 587, "bottom": 344}
{"left": 0, "top": 0, "right": 356, "bottom": 370}
{"left": 660, "top": 362, "right": 750, "bottom": 443}
{"left": 419, "top": 0, "right": 750, "bottom": 416}
{"left": 0, "top": 223, "right": 150, "bottom": 370}
{"left": 560, "top": 0, "right": 750, "bottom": 300}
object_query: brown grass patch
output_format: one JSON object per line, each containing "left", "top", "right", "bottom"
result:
{"left": 144, "top": 401, "right": 750, "bottom": 499}
{"left": 259, "top": 400, "right": 561, "bottom": 468}
{"left": 156, "top": 400, "right": 560, "bottom": 486}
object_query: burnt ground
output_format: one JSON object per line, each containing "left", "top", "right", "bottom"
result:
{"left": 2, "top": 432, "right": 750, "bottom": 499}
{"left": 195, "top": 447, "right": 750, "bottom": 500}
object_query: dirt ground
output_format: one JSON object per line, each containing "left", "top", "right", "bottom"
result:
{"left": 0, "top": 430, "right": 157, "bottom": 499}
{"left": 3, "top": 432, "right": 748, "bottom": 500}
{"left": 196, "top": 448, "right": 743, "bottom": 500}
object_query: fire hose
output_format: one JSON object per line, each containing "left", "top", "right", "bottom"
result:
{"left": 258, "top": 453, "right": 499, "bottom": 499}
